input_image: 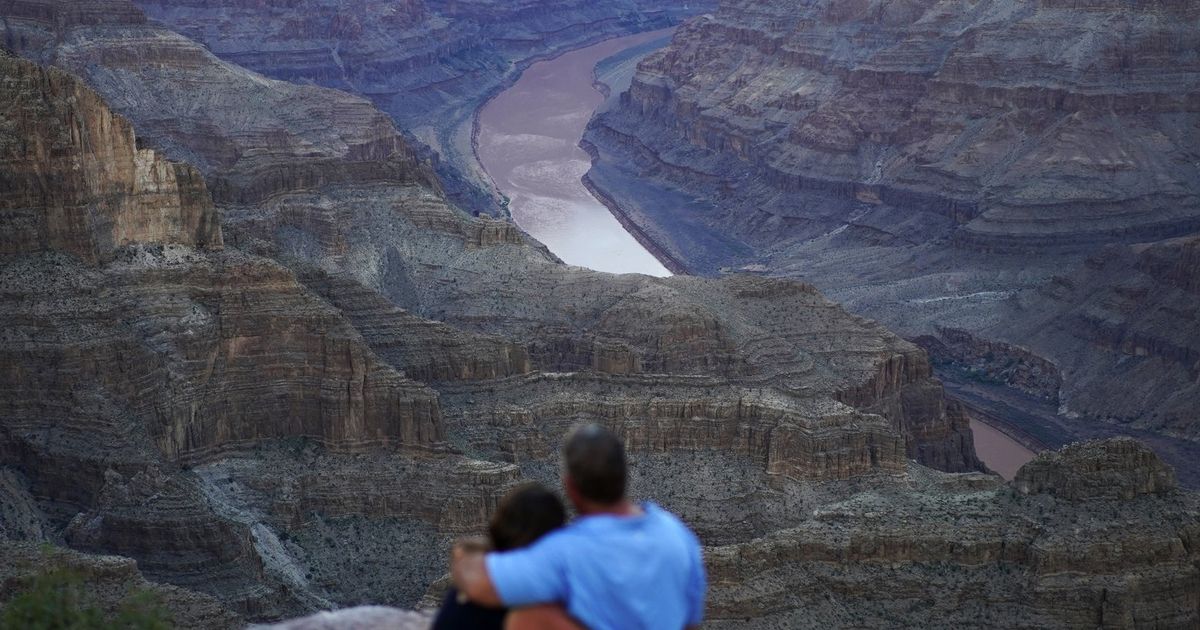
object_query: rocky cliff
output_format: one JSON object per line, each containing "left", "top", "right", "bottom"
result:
{"left": 0, "top": 56, "right": 220, "bottom": 263}
{"left": 0, "top": 52, "right": 479, "bottom": 618}
{"left": 0, "top": 11, "right": 985, "bottom": 620}
{"left": 984, "top": 236, "right": 1200, "bottom": 442}
{"left": 2, "top": 2, "right": 1198, "bottom": 627}
{"left": 706, "top": 439, "right": 1200, "bottom": 629}
{"left": 584, "top": 0, "right": 1200, "bottom": 478}
{"left": 133, "top": 0, "right": 716, "bottom": 210}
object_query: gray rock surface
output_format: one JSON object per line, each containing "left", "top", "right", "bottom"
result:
{"left": 584, "top": 0, "right": 1200, "bottom": 480}
{"left": 2, "top": 2, "right": 1198, "bottom": 628}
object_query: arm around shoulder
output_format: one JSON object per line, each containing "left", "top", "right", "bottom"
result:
{"left": 450, "top": 543, "right": 503, "bottom": 607}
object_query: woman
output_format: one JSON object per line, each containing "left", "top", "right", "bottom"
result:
{"left": 433, "top": 483, "right": 567, "bottom": 630}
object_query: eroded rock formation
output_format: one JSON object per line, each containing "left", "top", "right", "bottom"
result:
{"left": 132, "top": 0, "right": 716, "bottom": 209}
{"left": 706, "top": 441, "right": 1200, "bottom": 628}
{"left": 987, "top": 237, "right": 1200, "bottom": 443}
{"left": 2, "top": 2, "right": 1198, "bottom": 627}
{"left": 0, "top": 13, "right": 983, "bottom": 620}
{"left": 0, "top": 56, "right": 220, "bottom": 263}
{"left": 584, "top": 0, "right": 1200, "bottom": 478}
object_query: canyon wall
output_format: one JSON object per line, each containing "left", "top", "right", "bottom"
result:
{"left": 0, "top": 6, "right": 984, "bottom": 620}
{"left": 0, "top": 55, "right": 220, "bottom": 263}
{"left": 133, "top": 0, "right": 716, "bottom": 210}
{"left": 2, "top": 2, "right": 1198, "bottom": 627}
{"left": 585, "top": 0, "right": 1200, "bottom": 477}
{"left": 985, "top": 237, "right": 1200, "bottom": 442}
{"left": 706, "top": 440, "right": 1200, "bottom": 629}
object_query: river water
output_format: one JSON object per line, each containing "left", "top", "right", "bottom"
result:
{"left": 475, "top": 31, "right": 1037, "bottom": 478}
{"left": 968, "top": 418, "right": 1036, "bottom": 479}
{"left": 476, "top": 30, "right": 672, "bottom": 276}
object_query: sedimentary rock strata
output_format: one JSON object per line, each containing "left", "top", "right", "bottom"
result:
{"left": 706, "top": 442, "right": 1200, "bottom": 628}
{"left": 3, "top": 3, "right": 435, "bottom": 208}
{"left": 2, "top": 2, "right": 1198, "bottom": 627}
{"left": 585, "top": 0, "right": 1200, "bottom": 473}
{"left": 0, "top": 55, "right": 220, "bottom": 263}
{"left": 609, "top": 0, "right": 1200, "bottom": 259}
{"left": 0, "top": 52, "right": 491, "bottom": 617}
{"left": 986, "top": 237, "right": 1200, "bottom": 441}
{"left": 0, "top": 19, "right": 983, "bottom": 619}
{"left": 133, "top": 0, "right": 715, "bottom": 209}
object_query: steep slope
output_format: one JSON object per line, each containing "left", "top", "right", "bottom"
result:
{"left": 985, "top": 237, "right": 1200, "bottom": 441}
{"left": 134, "top": 0, "right": 716, "bottom": 210}
{"left": 0, "top": 52, "right": 514, "bottom": 617}
{"left": 3, "top": 3, "right": 1198, "bottom": 627}
{"left": 585, "top": 0, "right": 1200, "bottom": 472}
{"left": 0, "top": 52, "right": 220, "bottom": 263}
{"left": 707, "top": 440, "right": 1200, "bottom": 628}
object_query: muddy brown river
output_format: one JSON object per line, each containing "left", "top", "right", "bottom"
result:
{"left": 969, "top": 418, "right": 1036, "bottom": 479}
{"left": 476, "top": 30, "right": 672, "bottom": 276}
{"left": 476, "top": 30, "right": 1036, "bottom": 478}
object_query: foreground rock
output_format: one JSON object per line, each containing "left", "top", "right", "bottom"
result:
{"left": 252, "top": 607, "right": 430, "bottom": 630}
{"left": 585, "top": 0, "right": 1200, "bottom": 477}
{"left": 0, "top": 542, "right": 240, "bottom": 629}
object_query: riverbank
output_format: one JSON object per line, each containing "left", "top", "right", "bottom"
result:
{"left": 466, "top": 27, "right": 685, "bottom": 217}
{"left": 472, "top": 29, "right": 1058, "bottom": 478}
{"left": 577, "top": 34, "right": 693, "bottom": 275}
{"left": 580, "top": 147, "right": 691, "bottom": 275}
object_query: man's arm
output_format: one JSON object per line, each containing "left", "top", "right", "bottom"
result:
{"left": 450, "top": 542, "right": 503, "bottom": 607}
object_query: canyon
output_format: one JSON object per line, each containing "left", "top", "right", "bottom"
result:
{"left": 132, "top": 0, "right": 718, "bottom": 212}
{"left": 585, "top": 0, "right": 1200, "bottom": 484}
{"left": 0, "top": 0, "right": 1197, "bottom": 628}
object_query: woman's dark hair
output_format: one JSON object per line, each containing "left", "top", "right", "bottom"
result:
{"left": 488, "top": 483, "right": 567, "bottom": 552}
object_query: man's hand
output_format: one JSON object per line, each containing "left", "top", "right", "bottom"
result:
{"left": 450, "top": 538, "right": 503, "bottom": 607}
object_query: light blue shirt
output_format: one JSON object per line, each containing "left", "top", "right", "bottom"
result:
{"left": 485, "top": 502, "right": 706, "bottom": 630}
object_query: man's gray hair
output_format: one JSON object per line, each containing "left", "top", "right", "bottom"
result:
{"left": 563, "top": 424, "right": 627, "bottom": 504}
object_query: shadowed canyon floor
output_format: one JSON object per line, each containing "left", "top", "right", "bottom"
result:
{"left": 0, "top": 1, "right": 1198, "bottom": 628}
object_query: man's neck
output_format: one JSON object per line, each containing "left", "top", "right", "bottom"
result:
{"left": 577, "top": 498, "right": 643, "bottom": 518}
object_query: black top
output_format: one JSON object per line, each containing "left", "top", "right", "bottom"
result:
{"left": 431, "top": 588, "right": 507, "bottom": 630}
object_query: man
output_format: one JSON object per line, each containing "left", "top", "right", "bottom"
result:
{"left": 451, "top": 424, "right": 707, "bottom": 630}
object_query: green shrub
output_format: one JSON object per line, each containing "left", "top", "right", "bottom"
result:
{"left": 0, "top": 566, "right": 170, "bottom": 630}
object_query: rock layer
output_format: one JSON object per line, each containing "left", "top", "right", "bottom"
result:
{"left": 705, "top": 449, "right": 1200, "bottom": 629}
{"left": 0, "top": 52, "right": 483, "bottom": 617}
{"left": 984, "top": 237, "right": 1200, "bottom": 442}
{"left": 133, "top": 0, "right": 715, "bottom": 210}
{"left": 0, "top": 55, "right": 220, "bottom": 263}
{"left": 585, "top": 0, "right": 1200, "bottom": 475}
{"left": 3, "top": 3, "right": 1198, "bottom": 627}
